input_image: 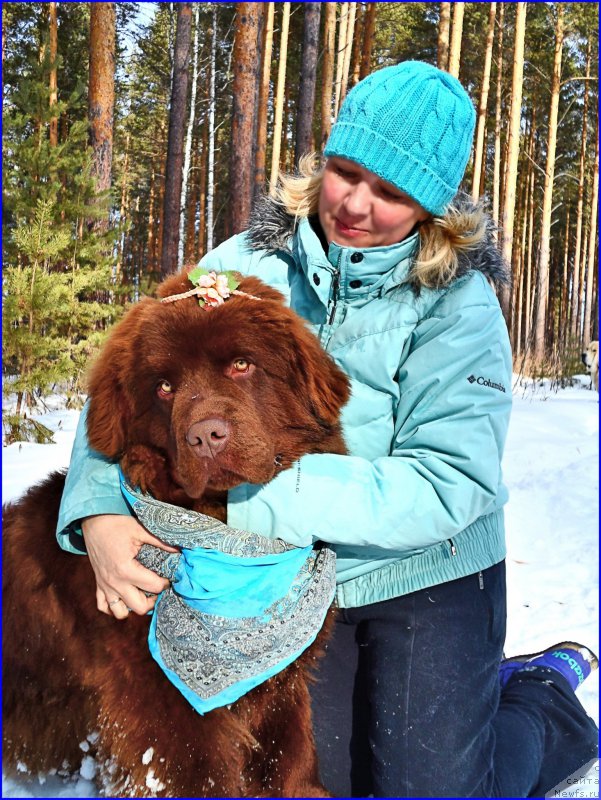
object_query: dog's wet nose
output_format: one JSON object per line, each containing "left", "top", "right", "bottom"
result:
{"left": 186, "top": 418, "right": 230, "bottom": 457}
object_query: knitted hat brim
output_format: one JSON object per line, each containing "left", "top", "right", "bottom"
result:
{"left": 324, "top": 122, "right": 458, "bottom": 217}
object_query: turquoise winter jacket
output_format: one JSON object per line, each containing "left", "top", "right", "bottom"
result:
{"left": 57, "top": 195, "right": 513, "bottom": 608}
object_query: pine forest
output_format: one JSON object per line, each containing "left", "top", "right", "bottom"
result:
{"left": 3, "top": 2, "right": 599, "bottom": 439}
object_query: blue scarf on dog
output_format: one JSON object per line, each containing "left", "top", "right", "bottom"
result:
{"left": 119, "top": 472, "right": 336, "bottom": 715}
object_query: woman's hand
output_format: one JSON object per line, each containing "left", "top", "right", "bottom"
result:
{"left": 82, "top": 514, "right": 179, "bottom": 619}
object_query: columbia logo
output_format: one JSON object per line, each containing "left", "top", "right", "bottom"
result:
{"left": 467, "top": 375, "right": 506, "bottom": 393}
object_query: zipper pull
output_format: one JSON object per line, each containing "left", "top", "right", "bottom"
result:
{"left": 328, "top": 269, "right": 340, "bottom": 325}
{"left": 478, "top": 571, "right": 484, "bottom": 590}
{"left": 448, "top": 539, "right": 457, "bottom": 556}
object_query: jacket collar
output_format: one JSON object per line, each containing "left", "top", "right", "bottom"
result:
{"left": 293, "top": 216, "right": 419, "bottom": 299}
{"left": 246, "top": 193, "right": 510, "bottom": 291}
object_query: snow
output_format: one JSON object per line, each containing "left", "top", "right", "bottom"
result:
{"left": 2, "top": 377, "right": 599, "bottom": 797}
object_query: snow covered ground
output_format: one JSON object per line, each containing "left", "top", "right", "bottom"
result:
{"left": 2, "top": 377, "right": 599, "bottom": 798}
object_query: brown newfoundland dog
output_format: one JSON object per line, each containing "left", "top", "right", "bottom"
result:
{"left": 3, "top": 271, "right": 349, "bottom": 797}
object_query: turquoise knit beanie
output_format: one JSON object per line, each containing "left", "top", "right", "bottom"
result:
{"left": 324, "top": 61, "right": 476, "bottom": 216}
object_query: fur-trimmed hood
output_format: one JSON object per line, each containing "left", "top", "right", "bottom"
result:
{"left": 246, "top": 192, "right": 510, "bottom": 290}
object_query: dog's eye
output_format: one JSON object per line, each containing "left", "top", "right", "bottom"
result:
{"left": 233, "top": 358, "right": 250, "bottom": 373}
{"left": 157, "top": 380, "right": 174, "bottom": 398}
{"left": 225, "top": 358, "right": 255, "bottom": 380}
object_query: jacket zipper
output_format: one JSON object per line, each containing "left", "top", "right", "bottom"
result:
{"left": 448, "top": 538, "right": 457, "bottom": 556}
{"left": 328, "top": 253, "right": 342, "bottom": 325}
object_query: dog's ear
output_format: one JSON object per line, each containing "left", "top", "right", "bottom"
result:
{"left": 86, "top": 299, "right": 152, "bottom": 458}
{"left": 289, "top": 319, "right": 350, "bottom": 425}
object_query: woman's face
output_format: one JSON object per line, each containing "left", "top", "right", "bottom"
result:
{"left": 318, "top": 157, "right": 429, "bottom": 248}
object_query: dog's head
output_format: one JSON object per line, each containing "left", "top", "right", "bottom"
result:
{"left": 85, "top": 271, "right": 349, "bottom": 501}
{"left": 581, "top": 340, "right": 599, "bottom": 372}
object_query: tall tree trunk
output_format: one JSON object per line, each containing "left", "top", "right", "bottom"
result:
{"left": 198, "top": 115, "right": 208, "bottom": 255}
{"left": 185, "top": 142, "right": 199, "bottom": 263}
{"left": 500, "top": 1, "right": 526, "bottom": 321}
{"left": 230, "top": 2, "right": 262, "bottom": 234}
{"left": 471, "top": 3, "right": 496, "bottom": 201}
{"left": 116, "top": 132, "right": 130, "bottom": 281}
{"left": 320, "top": 2, "right": 337, "bottom": 149}
{"left": 524, "top": 109, "right": 536, "bottom": 346}
{"left": 255, "top": 2, "right": 274, "bottom": 197}
{"left": 447, "top": 2, "right": 464, "bottom": 78}
{"left": 437, "top": 3, "right": 451, "bottom": 70}
{"left": 492, "top": 2, "right": 504, "bottom": 229}
{"left": 339, "top": 2, "right": 357, "bottom": 106}
{"left": 147, "top": 167, "right": 156, "bottom": 273}
{"left": 560, "top": 207, "right": 570, "bottom": 349}
{"left": 269, "top": 2, "right": 291, "bottom": 193}
{"left": 334, "top": 3, "right": 350, "bottom": 117}
{"left": 178, "top": 2, "right": 200, "bottom": 268}
{"left": 48, "top": 1, "right": 58, "bottom": 147}
{"left": 206, "top": 4, "right": 217, "bottom": 251}
{"left": 359, "top": 2, "right": 376, "bottom": 80}
{"left": 161, "top": 2, "right": 192, "bottom": 276}
{"left": 295, "top": 3, "right": 321, "bottom": 166}
{"left": 350, "top": 1, "right": 364, "bottom": 88}
{"left": 88, "top": 1, "right": 115, "bottom": 231}
{"left": 533, "top": 3, "right": 564, "bottom": 363}
{"left": 583, "top": 113, "right": 599, "bottom": 347}
{"left": 570, "top": 42, "right": 590, "bottom": 342}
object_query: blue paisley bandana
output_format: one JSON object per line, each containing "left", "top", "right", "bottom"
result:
{"left": 119, "top": 472, "right": 336, "bottom": 715}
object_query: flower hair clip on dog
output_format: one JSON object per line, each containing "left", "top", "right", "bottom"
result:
{"left": 160, "top": 267, "right": 261, "bottom": 308}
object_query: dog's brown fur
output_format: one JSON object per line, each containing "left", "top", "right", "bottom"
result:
{"left": 3, "top": 273, "right": 349, "bottom": 797}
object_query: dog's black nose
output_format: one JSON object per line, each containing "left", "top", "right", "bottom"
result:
{"left": 186, "top": 418, "right": 230, "bottom": 457}
{"left": 581, "top": 353, "right": 588, "bottom": 366}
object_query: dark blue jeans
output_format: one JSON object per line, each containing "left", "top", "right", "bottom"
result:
{"left": 310, "top": 562, "right": 598, "bottom": 797}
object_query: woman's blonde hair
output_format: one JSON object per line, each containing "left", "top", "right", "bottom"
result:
{"left": 273, "top": 153, "right": 489, "bottom": 290}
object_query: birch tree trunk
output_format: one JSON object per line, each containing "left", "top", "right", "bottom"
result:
{"left": 161, "top": 2, "right": 192, "bottom": 276}
{"left": 583, "top": 114, "right": 599, "bottom": 347}
{"left": 334, "top": 3, "right": 350, "bottom": 117}
{"left": 570, "top": 42, "right": 590, "bottom": 341}
{"left": 339, "top": 2, "right": 357, "bottom": 106}
{"left": 447, "top": 2, "right": 464, "bottom": 78}
{"left": 198, "top": 112, "right": 208, "bottom": 254}
{"left": 88, "top": 1, "right": 115, "bottom": 231}
{"left": 437, "top": 3, "right": 451, "bottom": 71}
{"left": 206, "top": 4, "right": 217, "bottom": 251}
{"left": 269, "top": 2, "right": 291, "bottom": 193}
{"left": 295, "top": 3, "right": 321, "bottom": 166}
{"left": 500, "top": 1, "right": 526, "bottom": 320}
{"left": 48, "top": 1, "right": 58, "bottom": 147}
{"left": 533, "top": 3, "right": 564, "bottom": 363}
{"left": 116, "top": 132, "right": 130, "bottom": 280}
{"left": 178, "top": 2, "right": 200, "bottom": 268}
{"left": 320, "top": 2, "right": 337, "bottom": 149}
{"left": 524, "top": 110, "right": 536, "bottom": 347}
{"left": 230, "top": 3, "right": 262, "bottom": 234}
{"left": 492, "top": 2, "right": 504, "bottom": 229}
{"left": 360, "top": 2, "right": 376, "bottom": 80}
{"left": 255, "top": 2, "right": 274, "bottom": 196}
{"left": 471, "top": 3, "right": 496, "bottom": 201}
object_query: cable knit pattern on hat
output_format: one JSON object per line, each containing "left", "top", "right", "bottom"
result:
{"left": 324, "top": 61, "right": 476, "bottom": 216}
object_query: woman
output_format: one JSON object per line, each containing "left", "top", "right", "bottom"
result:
{"left": 57, "top": 62, "right": 598, "bottom": 797}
